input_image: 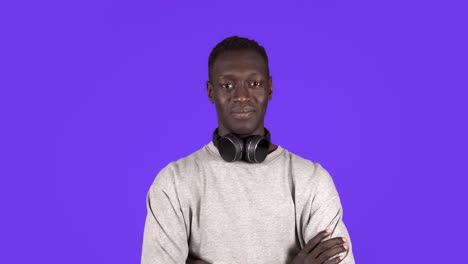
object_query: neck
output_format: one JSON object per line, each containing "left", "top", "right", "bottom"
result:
{"left": 217, "top": 126, "right": 266, "bottom": 138}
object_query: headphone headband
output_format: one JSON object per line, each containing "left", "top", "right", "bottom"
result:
{"left": 212, "top": 128, "right": 271, "bottom": 163}
{"left": 212, "top": 128, "right": 271, "bottom": 148}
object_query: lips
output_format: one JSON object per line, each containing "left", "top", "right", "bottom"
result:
{"left": 231, "top": 106, "right": 256, "bottom": 113}
{"left": 231, "top": 106, "right": 256, "bottom": 120}
{"left": 231, "top": 112, "right": 254, "bottom": 120}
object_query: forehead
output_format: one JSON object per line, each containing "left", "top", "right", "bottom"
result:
{"left": 212, "top": 50, "right": 268, "bottom": 78}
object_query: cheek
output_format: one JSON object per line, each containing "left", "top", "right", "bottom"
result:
{"left": 253, "top": 92, "right": 268, "bottom": 104}
{"left": 253, "top": 88, "right": 269, "bottom": 97}
{"left": 217, "top": 95, "right": 231, "bottom": 106}
{"left": 215, "top": 98, "right": 231, "bottom": 113}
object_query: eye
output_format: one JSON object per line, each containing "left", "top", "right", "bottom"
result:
{"left": 250, "top": 81, "right": 262, "bottom": 88}
{"left": 220, "top": 83, "right": 234, "bottom": 90}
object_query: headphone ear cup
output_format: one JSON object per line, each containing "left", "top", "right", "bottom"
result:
{"left": 218, "top": 134, "right": 244, "bottom": 162}
{"left": 244, "top": 135, "right": 270, "bottom": 163}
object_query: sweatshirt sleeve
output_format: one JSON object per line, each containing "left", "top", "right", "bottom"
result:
{"left": 141, "top": 166, "right": 189, "bottom": 264}
{"left": 299, "top": 163, "right": 355, "bottom": 263}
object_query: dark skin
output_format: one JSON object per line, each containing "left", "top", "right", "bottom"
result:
{"left": 207, "top": 50, "right": 277, "bottom": 153}
{"left": 290, "top": 230, "right": 349, "bottom": 264}
{"left": 187, "top": 50, "right": 348, "bottom": 263}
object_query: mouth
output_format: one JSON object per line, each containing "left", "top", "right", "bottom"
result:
{"left": 231, "top": 106, "right": 256, "bottom": 113}
{"left": 231, "top": 111, "right": 254, "bottom": 120}
{"left": 230, "top": 106, "right": 256, "bottom": 120}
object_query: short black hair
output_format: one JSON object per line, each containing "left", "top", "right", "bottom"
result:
{"left": 208, "top": 36, "right": 270, "bottom": 80}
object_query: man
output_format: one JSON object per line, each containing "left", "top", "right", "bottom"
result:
{"left": 141, "top": 36, "right": 355, "bottom": 264}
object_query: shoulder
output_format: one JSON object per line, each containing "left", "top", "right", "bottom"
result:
{"left": 282, "top": 148, "right": 327, "bottom": 178}
{"left": 151, "top": 143, "right": 214, "bottom": 189}
{"left": 282, "top": 148, "right": 338, "bottom": 194}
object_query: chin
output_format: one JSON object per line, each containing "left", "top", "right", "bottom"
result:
{"left": 228, "top": 122, "right": 260, "bottom": 136}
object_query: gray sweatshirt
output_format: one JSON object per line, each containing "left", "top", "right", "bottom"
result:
{"left": 141, "top": 142, "right": 355, "bottom": 264}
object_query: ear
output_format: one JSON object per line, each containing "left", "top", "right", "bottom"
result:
{"left": 206, "top": 80, "right": 215, "bottom": 103}
{"left": 267, "top": 76, "right": 273, "bottom": 100}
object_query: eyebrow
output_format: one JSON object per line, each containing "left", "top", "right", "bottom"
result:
{"left": 217, "top": 72, "right": 263, "bottom": 80}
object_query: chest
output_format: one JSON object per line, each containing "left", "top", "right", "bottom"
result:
{"left": 185, "top": 166, "right": 298, "bottom": 260}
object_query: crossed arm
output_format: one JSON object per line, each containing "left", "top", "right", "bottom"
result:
{"left": 141, "top": 190, "right": 353, "bottom": 263}
{"left": 186, "top": 229, "right": 349, "bottom": 264}
{"left": 141, "top": 164, "right": 354, "bottom": 264}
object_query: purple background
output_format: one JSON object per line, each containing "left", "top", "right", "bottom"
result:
{"left": 1, "top": 0, "right": 467, "bottom": 263}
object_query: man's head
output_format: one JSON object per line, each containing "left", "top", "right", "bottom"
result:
{"left": 207, "top": 36, "right": 272, "bottom": 138}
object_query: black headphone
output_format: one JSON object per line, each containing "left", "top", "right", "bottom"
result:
{"left": 212, "top": 128, "right": 271, "bottom": 163}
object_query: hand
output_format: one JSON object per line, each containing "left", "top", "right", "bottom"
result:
{"left": 290, "top": 229, "right": 349, "bottom": 264}
{"left": 186, "top": 257, "right": 210, "bottom": 264}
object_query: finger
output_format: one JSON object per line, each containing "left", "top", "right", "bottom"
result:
{"left": 316, "top": 243, "right": 348, "bottom": 263}
{"left": 301, "top": 229, "right": 332, "bottom": 254}
{"left": 310, "top": 237, "right": 347, "bottom": 259}
{"left": 323, "top": 255, "right": 345, "bottom": 264}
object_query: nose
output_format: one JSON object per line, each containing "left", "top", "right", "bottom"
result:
{"left": 233, "top": 81, "right": 250, "bottom": 102}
